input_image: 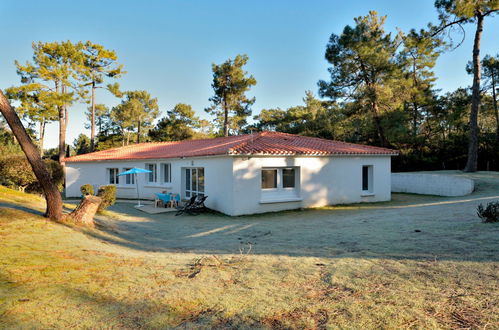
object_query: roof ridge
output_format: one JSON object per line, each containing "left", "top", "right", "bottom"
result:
{"left": 227, "top": 131, "right": 266, "bottom": 154}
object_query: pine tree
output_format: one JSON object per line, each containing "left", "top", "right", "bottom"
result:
{"left": 15, "top": 41, "right": 83, "bottom": 162}
{"left": 149, "top": 103, "right": 201, "bottom": 141}
{"left": 433, "top": 0, "right": 499, "bottom": 171}
{"left": 79, "top": 42, "right": 125, "bottom": 151}
{"left": 205, "top": 54, "right": 256, "bottom": 136}
{"left": 318, "top": 11, "right": 409, "bottom": 147}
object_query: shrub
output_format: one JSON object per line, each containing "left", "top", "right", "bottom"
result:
{"left": 28, "top": 159, "right": 64, "bottom": 193}
{"left": 0, "top": 155, "right": 36, "bottom": 192}
{"left": 80, "top": 184, "right": 94, "bottom": 196}
{"left": 97, "top": 185, "right": 116, "bottom": 212}
{"left": 0, "top": 155, "right": 64, "bottom": 193}
{"left": 477, "top": 201, "right": 499, "bottom": 223}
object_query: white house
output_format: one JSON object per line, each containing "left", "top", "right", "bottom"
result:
{"left": 64, "top": 131, "right": 398, "bottom": 216}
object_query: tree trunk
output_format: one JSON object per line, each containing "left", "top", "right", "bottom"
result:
{"left": 39, "top": 119, "right": 46, "bottom": 156}
{"left": 372, "top": 101, "right": 388, "bottom": 147}
{"left": 491, "top": 71, "right": 499, "bottom": 143}
{"left": 464, "top": 13, "right": 484, "bottom": 172}
{"left": 58, "top": 83, "right": 66, "bottom": 163}
{"left": 64, "top": 195, "right": 102, "bottom": 227}
{"left": 0, "top": 91, "right": 63, "bottom": 221}
{"left": 90, "top": 81, "right": 96, "bottom": 152}
{"left": 137, "top": 119, "right": 141, "bottom": 143}
{"left": 223, "top": 98, "right": 229, "bottom": 137}
{"left": 413, "top": 102, "right": 418, "bottom": 141}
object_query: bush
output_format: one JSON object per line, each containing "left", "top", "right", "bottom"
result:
{"left": 97, "top": 185, "right": 116, "bottom": 212}
{"left": 80, "top": 184, "right": 94, "bottom": 196}
{"left": 477, "top": 201, "right": 499, "bottom": 223}
{"left": 28, "top": 159, "right": 64, "bottom": 193}
{"left": 0, "top": 155, "right": 64, "bottom": 193}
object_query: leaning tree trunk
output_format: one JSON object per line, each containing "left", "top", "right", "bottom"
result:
{"left": 0, "top": 91, "right": 63, "bottom": 221}
{"left": 464, "top": 13, "right": 484, "bottom": 172}
{"left": 64, "top": 195, "right": 102, "bottom": 227}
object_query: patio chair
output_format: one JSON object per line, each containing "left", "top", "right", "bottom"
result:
{"left": 177, "top": 195, "right": 208, "bottom": 216}
{"left": 176, "top": 195, "right": 197, "bottom": 216}
{"left": 170, "top": 193, "right": 181, "bottom": 208}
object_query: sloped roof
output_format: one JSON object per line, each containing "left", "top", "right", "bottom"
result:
{"left": 64, "top": 131, "right": 398, "bottom": 162}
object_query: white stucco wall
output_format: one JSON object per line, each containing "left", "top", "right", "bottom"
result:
{"left": 230, "top": 155, "right": 392, "bottom": 216}
{"left": 65, "top": 156, "right": 235, "bottom": 215}
{"left": 66, "top": 154, "right": 393, "bottom": 216}
{"left": 391, "top": 173, "right": 474, "bottom": 196}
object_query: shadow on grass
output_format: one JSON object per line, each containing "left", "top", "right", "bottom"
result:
{"left": 74, "top": 186, "right": 499, "bottom": 262}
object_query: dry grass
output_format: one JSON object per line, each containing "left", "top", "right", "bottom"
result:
{"left": 1, "top": 173, "right": 499, "bottom": 329}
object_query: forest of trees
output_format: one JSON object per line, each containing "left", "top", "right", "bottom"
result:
{"left": 2, "top": 1, "right": 499, "bottom": 175}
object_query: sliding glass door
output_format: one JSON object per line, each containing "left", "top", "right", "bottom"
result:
{"left": 185, "top": 167, "right": 204, "bottom": 198}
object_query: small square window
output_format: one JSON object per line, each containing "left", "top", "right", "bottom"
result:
{"left": 262, "top": 169, "right": 277, "bottom": 189}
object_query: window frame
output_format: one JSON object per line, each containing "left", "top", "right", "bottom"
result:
{"left": 184, "top": 167, "right": 205, "bottom": 198}
{"left": 107, "top": 168, "right": 119, "bottom": 185}
{"left": 146, "top": 163, "right": 158, "bottom": 183}
{"left": 161, "top": 163, "right": 172, "bottom": 184}
{"left": 361, "top": 165, "right": 374, "bottom": 194}
{"left": 261, "top": 167, "right": 297, "bottom": 191}
{"left": 122, "top": 168, "right": 135, "bottom": 185}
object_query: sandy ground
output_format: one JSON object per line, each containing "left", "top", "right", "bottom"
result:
{"left": 91, "top": 171, "right": 499, "bottom": 261}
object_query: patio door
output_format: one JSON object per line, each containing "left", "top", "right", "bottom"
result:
{"left": 185, "top": 167, "right": 204, "bottom": 198}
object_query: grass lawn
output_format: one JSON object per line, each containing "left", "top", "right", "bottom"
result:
{"left": 1, "top": 172, "right": 498, "bottom": 329}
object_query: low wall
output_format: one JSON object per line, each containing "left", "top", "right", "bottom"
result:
{"left": 391, "top": 173, "right": 474, "bottom": 196}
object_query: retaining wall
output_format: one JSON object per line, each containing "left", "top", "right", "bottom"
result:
{"left": 391, "top": 173, "right": 474, "bottom": 196}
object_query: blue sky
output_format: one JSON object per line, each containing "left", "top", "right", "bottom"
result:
{"left": 1, "top": 0, "right": 498, "bottom": 149}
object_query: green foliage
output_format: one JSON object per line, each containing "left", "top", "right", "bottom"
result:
{"left": 149, "top": 103, "right": 206, "bottom": 141}
{"left": 80, "top": 184, "right": 94, "bottom": 196}
{"left": 0, "top": 155, "right": 36, "bottom": 192}
{"left": 73, "top": 134, "right": 91, "bottom": 155}
{"left": 205, "top": 54, "right": 256, "bottom": 136}
{"left": 110, "top": 88, "right": 160, "bottom": 144}
{"left": 477, "top": 201, "right": 499, "bottom": 223}
{"left": 97, "top": 185, "right": 116, "bottom": 212}
{"left": 318, "top": 11, "right": 409, "bottom": 146}
{"left": 0, "top": 155, "right": 63, "bottom": 193}
{"left": 29, "top": 159, "right": 64, "bottom": 193}
{"left": 252, "top": 91, "right": 344, "bottom": 139}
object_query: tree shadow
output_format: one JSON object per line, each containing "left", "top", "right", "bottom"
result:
{"left": 79, "top": 184, "right": 499, "bottom": 262}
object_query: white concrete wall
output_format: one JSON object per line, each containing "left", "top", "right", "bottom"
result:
{"left": 65, "top": 157, "right": 235, "bottom": 215}
{"left": 231, "top": 155, "right": 392, "bottom": 216}
{"left": 66, "top": 155, "right": 393, "bottom": 216}
{"left": 391, "top": 173, "right": 474, "bottom": 196}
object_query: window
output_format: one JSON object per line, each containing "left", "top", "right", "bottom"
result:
{"left": 261, "top": 167, "right": 297, "bottom": 190}
{"left": 362, "top": 165, "right": 373, "bottom": 193}
{"left": 108, "top": 168, "right": 119, "bottom": 185}
{"left": 122, "top": 168, "right": 135, "bottom": 185}
{"left": 161, "top": 163, "right": 171, "bottom": 183}
{"left": 282, "top": 168, "right": 295, "bottom": 188}
{"left": 185, "top": 167, "right": 204, "bottom": 198}
{"left": 260, "top": 167, "right": 300, "bottom": 203}
{"left": 262, "top": 169, "right": 277, "bottom": 189}
{"left": 146, "top": 164, "right": 157, "bottom": 183}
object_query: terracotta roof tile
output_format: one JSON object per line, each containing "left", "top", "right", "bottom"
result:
{"left": 64, "top": 131, "right": 398, "bottom": 162}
